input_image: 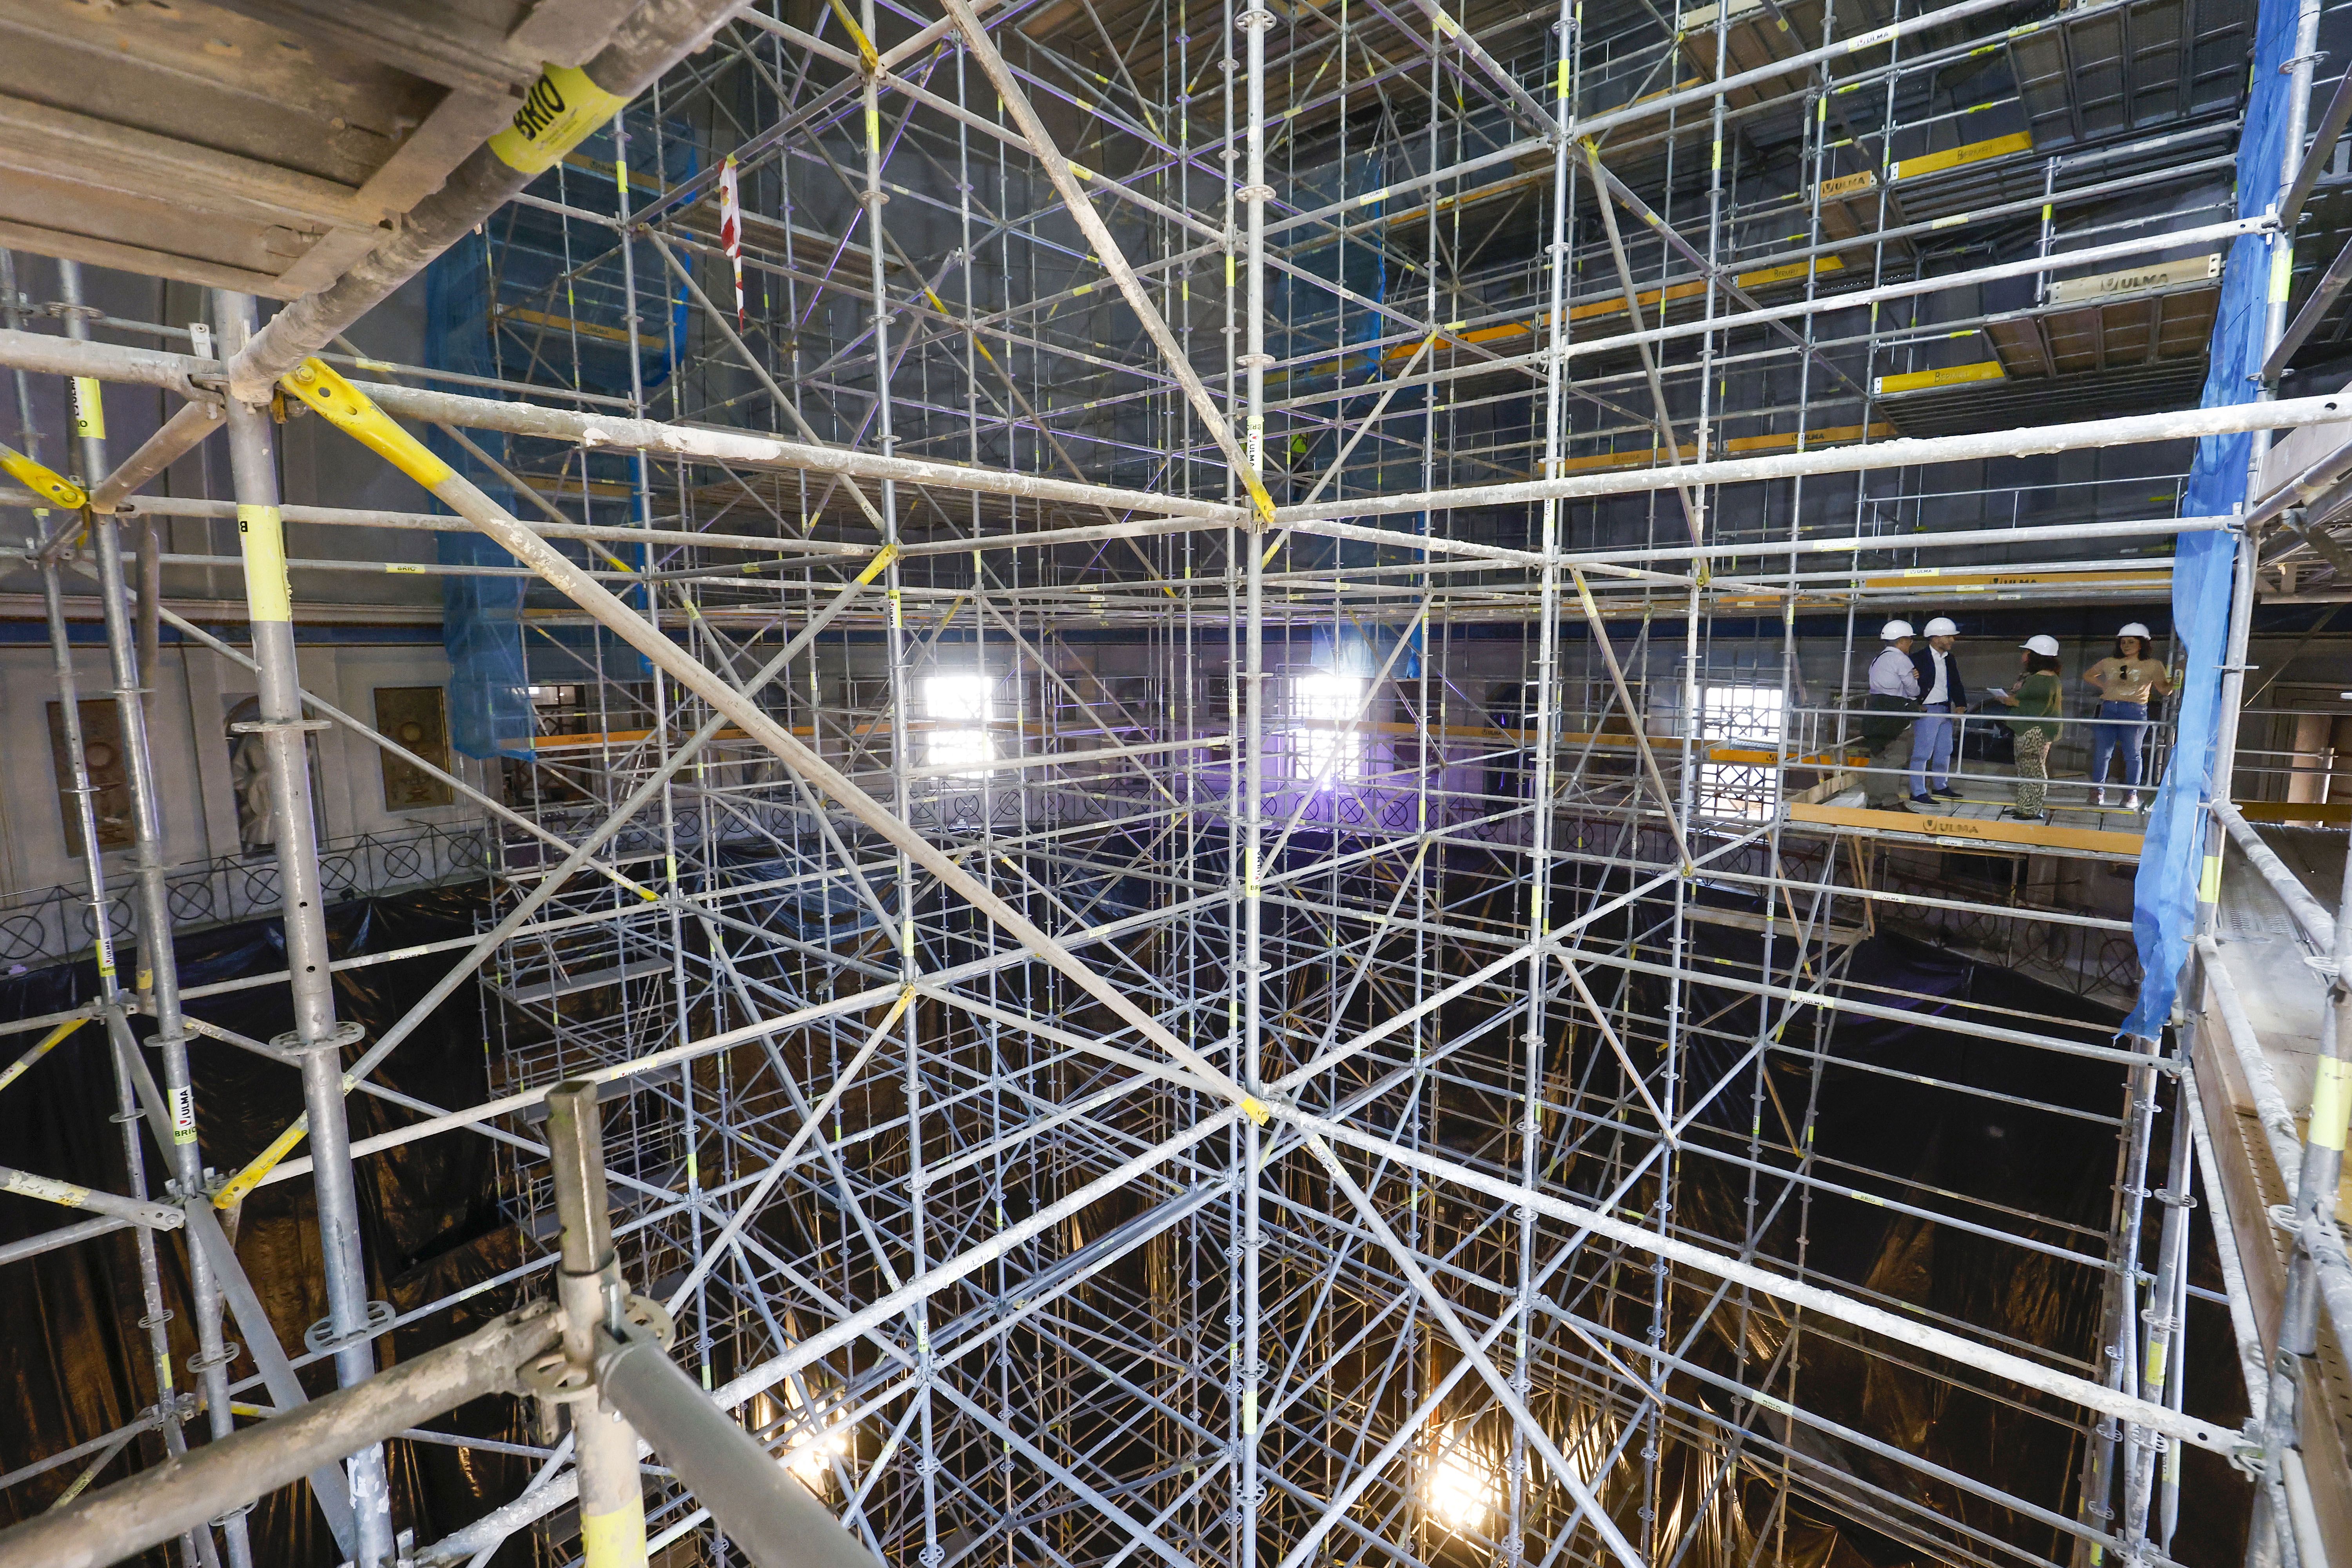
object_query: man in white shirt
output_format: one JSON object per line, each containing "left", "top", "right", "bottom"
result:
{"left": 1906, "top": 617, "right": 1969, "bottom": 806}
{"left": 1859, "top": 620, "right": 1920, "bottom": 803}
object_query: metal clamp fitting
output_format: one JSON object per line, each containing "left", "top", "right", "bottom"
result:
{"left": 187, "top": 1342, "right": 243, "bottom": 1375}
{"left": 269, "top": 1019, "right": 365, "bottom": 1060}
{"left": 520, "top": 1292, "right": 676, "bottom": 1405}
{"left": 229, "top": 717, "right": 333, "bottom": 735}
{"left": 303, "top": 1298, "right": 396, "bottom": 1356}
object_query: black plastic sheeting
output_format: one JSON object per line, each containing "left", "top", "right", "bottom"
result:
{"left": 1573, "top": 913, "right": 2252, "bottom": 1568}
{"left": 0, "top": 877, "right": 2258, "bottom": 1568}
{"left": 0, "top": 888, "right": 535, "bottom": 1566}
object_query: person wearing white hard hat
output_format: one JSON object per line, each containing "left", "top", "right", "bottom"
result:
{"left": 1858, "top": 621, "right": 1922, "bottom": 803}
{"left": 2083, "top": 622, "right": 2172, "bottom": 810}
{"left": 1904, "top": 616, "right": 1969, "bottom": 808}
{"left": 1986, "top": 635, "right": 2065, "bottom": 821}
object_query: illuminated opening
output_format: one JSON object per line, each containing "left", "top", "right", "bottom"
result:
{"left": 1424, "top": 1437, "right": 1496, "bottom": 1534}
{"left": 780, "top": 1420, "right": 848, "bottom": 1494}
{"left": 1697, "top": 682, "right": 1784, "bottom": 820}
{"left": 924, "top": 673, "right": 995, "bottom": 777}
{"left": 1293, "top": 671, "right": 1367, "bottom": 782}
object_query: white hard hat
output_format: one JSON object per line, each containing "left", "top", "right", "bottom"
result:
{"left": 1922, "top": 617, "right": 1958, "bottom": 637}
{"left": 2020, "top": 634, "right": 2061, "bottom": 657}
{"left": 1880, "top": 619, "right": 1915, "bottom": 640}
{"left": 2118, "top": 622, "right": 2152, "bottom": 640}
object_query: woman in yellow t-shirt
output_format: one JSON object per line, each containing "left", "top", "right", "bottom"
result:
{"left": 2082, "top": 623, "right": 2172, "bottom": 809}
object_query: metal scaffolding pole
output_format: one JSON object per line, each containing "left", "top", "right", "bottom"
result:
{"left": 0, "top": 3, "right": 2327, "bottom": 1563}
{"left": 56, "top": 255, "right": 257, "bottom": 1568}
{"left": 213, "top": 291, "right": 396, "bottom": 1568}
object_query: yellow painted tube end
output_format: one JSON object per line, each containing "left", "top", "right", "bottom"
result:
{"left": 216, "top": 1116, "right": 310, "bottom": 1209}
{"left": 1242, "top": 476, "right": 1281, "bottom": 530}
{"left": 580, "top": 1504, "right": 648, "bottom": 1568}
{"left": 0, "top": 1016, "right": 89, "bottom": 1097}
{"left": 279, "top": 360, "right": 456, "bottom": 491}
{"left": 0, "top": 444, "right": 88, "bottom": 512}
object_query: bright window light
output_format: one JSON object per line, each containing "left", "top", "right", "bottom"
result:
{"left": 780, "top": 1420, "right": 848, "bottom": 1493}
{"left": 1697, "top": 682, "right": 1784, "bottom": 820}
{"left": 1293, "top": 671, "right": 1367, "bottom": 782}
{"left": 1424, "top": 1439, "right": 1496, "bottom": 1534}
{"left": 923, "top": 673, "right": 994, "bottom": 777}
{"left": 923, "top": 674, "right": 993, "bottom": 722}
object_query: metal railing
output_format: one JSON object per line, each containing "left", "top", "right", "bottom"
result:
{"left": 0, "top": 821, "right": 491, "bottom": 969}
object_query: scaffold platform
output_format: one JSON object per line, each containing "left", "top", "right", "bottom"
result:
{"left": 1784, "top": 797, "right": 2149, "bottom": 860}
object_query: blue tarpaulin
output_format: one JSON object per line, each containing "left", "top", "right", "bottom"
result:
{"left": 2122, "top": 0, "right": 2298, "bottom": 1037}
{"left": 424, "top": 231, "right": 534, "bottom": 760}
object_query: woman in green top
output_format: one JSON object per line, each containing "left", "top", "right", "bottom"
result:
{"left": 1986, "top": 635, "right": 2064, "bottom": 821}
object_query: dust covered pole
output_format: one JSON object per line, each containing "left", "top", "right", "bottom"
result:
{"left": 543, "top": 1081, "right": 652, "bottom": 1568}
{"left": 214, "top": 291, "right": 397, "bottom": 1567}
{"left": 0, "top": 1309, "right": 558, "bottom": 1568}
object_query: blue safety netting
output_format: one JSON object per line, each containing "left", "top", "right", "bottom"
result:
{"left": 423, "top": 128, "right": 701, "bottom": 754}
{"left": 2122, "top": 0, "right": 2298, "bottom": 1037}
{"left": 425, "top": 231, "right": 534, "bottom": 760}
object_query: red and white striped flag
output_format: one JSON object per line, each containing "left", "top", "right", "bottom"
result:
{"left": 718, "top": 153, "right": 745, "bottom": 328}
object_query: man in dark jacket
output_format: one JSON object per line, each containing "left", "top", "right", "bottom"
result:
{"left": 1906, "top": 616, "right": 1969, "bottom": 805}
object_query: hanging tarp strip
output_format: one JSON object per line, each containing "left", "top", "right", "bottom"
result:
{"left": 2123, "top": 0, "right": 2298, "bottom": 1037}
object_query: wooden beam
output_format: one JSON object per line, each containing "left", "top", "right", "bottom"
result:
{"left": 2231, "top": 800, "right": 2352, "bottom": 824}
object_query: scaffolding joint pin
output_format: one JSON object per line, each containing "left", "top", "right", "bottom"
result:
{"left": 230, "top": 717, "right": 333, "bottom": 735}
{"left": 267, "top": 1018, "right": 364, "bottom": 1060}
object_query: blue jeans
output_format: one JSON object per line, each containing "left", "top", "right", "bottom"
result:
{"left": 1909, "top": 703, "right": 1955, "bottom": 795}
{"left": 2090, "top": 701, "right": 2148, "bottom": 790}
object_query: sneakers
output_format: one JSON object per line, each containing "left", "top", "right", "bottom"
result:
{"left": 1906, "top": 793, "right": 1937, "bottom": 809}
{"left": 2124, "top": 793, "right": 2141, "bottom": 813}
{"left": 2093, "top": 788, "right": 2110, "bottom": 808}
{"left": 1931, "top": 786, "right": 1964, "bottom": 801}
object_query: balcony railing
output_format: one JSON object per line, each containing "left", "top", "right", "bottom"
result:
{"left": 0, "top": 822, "right": 492, "bottom": 971}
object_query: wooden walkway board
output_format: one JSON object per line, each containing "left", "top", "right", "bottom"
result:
{"left": 2233, "top": 800, "right": 2352, "bottom": 825}
{"left": 1786, "top": 800, "right": 2145, "bottom": 857}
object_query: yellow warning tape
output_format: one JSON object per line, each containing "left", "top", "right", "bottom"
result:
{"left": 237, "top": 505, "right": 293, "bottom": 622}
{"left": 71, "top": 378, "right": 104, "bottom": 441}
{"left": 279, "top": 359, "right": 455, "bottom": 491}
{"left": 0, "top": 441, "right": 87, "bottom": 510}
{"left": 581, "top": 1506, "right": 648, "bottom": 1567}
{"left": 488, "top": 64, "right": 629, "bottom": 176}
{"left": 2314, "top": 1056, "right": 2349, "bottom": 1152}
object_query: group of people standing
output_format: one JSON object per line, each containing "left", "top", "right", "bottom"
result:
{"left": 1858, "top": 620, "right": 2173, "bottom": 822}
